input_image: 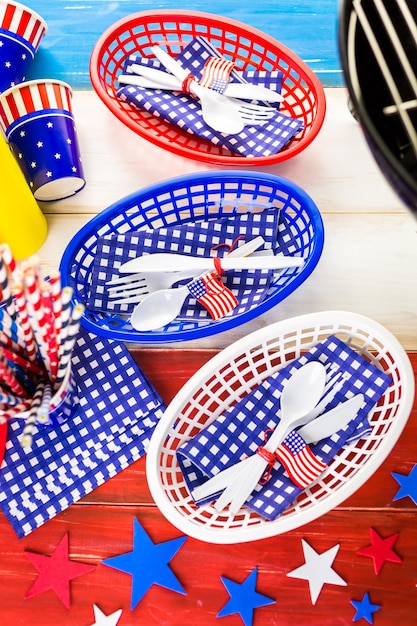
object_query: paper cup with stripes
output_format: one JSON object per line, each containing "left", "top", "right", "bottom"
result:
{"left": 48, "top": 365, "right": 79, "bottom": 425}
{"left": 0, "top": 1, "right": 47, "bottom": 93}
{"left": 0, "top": 79, "right": 85, "bottom": 201}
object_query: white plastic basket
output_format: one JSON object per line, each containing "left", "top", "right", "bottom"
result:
{"left": 146, "top": 311, "right": 415, "bottom": 544}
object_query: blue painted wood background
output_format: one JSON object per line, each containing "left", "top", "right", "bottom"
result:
{"left": 25, "top": 0, "right": 343, "bottom": 89}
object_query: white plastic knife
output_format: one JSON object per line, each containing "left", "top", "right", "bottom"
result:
{"left": 297, "top": 393, "right": 364, "bottom": 442}
{"left": 118, "top": 252, "right": 304, "bottom": 274}
{"left": 191, "top": 393, "right": 365, "bottom": 503}
{"left": 119, "top": 65, "right": 283, "bottom": 103}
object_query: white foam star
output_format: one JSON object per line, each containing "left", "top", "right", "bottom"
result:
{"left": 90, "top": 604, "right": 122, "bottom": 626}
{"left": 286, "top": 539, "right": 347, "bottom": 604}
{"left": 37, "top": 141, "right": 43, "bottom": 148}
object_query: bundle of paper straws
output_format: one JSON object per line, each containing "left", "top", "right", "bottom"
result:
{"left": 0, "top": 244, "right": 84, "bottom": 447}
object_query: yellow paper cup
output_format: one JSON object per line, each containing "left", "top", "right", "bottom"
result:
{"left": 0, "top": 133, "right": 47, "bottom": 259}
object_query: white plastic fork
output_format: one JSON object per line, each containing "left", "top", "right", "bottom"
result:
{"left": 106, "top": 236, "right": 266, "bottom": 304}
{"left": 151, "top": 46, "right": 276, "bottom": 134}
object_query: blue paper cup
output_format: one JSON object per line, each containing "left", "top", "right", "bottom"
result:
{"left": 0, "top": 1, "right": 47, "bottom": 93}
{"left": 0, "top": 79, "right": 86, "bottom": 201}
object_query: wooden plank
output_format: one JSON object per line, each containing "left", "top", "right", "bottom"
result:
{"left": 26, "top": 1, "right": 343, "bottom": 88}
{"left": 39, "top": 208, "right": 417, "bottom": 351}
{"left": 0, "top": 350, "right": 416, "bottom": 624}
{"left": 1, "top": 507, "right": 416, "bottom": 625}
{"left": 38, "top": 89, "right": 405, "bottom": 216}
{"left": 74, "top": 350, "right": 417, "bottom": 510}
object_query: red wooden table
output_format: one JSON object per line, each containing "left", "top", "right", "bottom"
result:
{"left": 1, "top": 350, "right": 416, "bottom": 626}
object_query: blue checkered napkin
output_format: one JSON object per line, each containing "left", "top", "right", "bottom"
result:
{"left": 117, "top": 36, "right": 303, "bottom": 158}
{"left": 176, "top": 335, "right": 392, "bottom": 521}
{"left": 0, "top": 326, "right": 165, "bottom": 537}
{"left": 86, "top": 210, "right": 280, "bottom": 319}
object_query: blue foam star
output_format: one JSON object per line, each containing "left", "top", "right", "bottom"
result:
{"left": 102, "top": 518, "right": 187, "bottom": 609}
{"left": 217, "top": 567, "right": 275, "bottom": 626}
{"left": 392, "top": 464, "right": 417, "bottom": 504}
{"left": 351, "top": 592, "right": 381, "bottom": 624}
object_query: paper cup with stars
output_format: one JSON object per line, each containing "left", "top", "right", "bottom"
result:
{"left": 0, "top": 1, "right": 47, "bottom": 93}
{"left": 0, "top": 78, "right": 86, "bottom": 201}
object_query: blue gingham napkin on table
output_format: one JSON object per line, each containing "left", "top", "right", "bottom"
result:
{"left": 117, "top": 36, "right": 303, "bottom": 158}
{"left": 0, "top": 326, "right": 165, "bottom": 537}
{"left": 86, "top": 210, "right": 286, "bottom": 320}
{"left": 176, "top": 335, "right": 392, "bottom": 521}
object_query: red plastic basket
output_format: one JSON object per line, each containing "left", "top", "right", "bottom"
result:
{"left": 90, "top": 10, "right": 326, "bottom": 166}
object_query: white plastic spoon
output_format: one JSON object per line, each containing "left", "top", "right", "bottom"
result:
{"left": 212, "top": 361, "right": 327, "bottom": 514}
{"left": 130, "top": 283, "right": 192, "bottom": 330}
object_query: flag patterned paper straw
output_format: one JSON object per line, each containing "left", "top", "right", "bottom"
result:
{"left": 0, "top": 259, "right": 83, "bottom": 438}
{"left": 0, "top": 313, "right": 27, "bottom": 358}
{"left": 57, "top": 286, "right": 74, "bottom": 359}
{"left": 40, "top": 281, "right": 58, "bottom": 381}
{"left": 37, "top": 382, "right": 52, "bottom": 425}
{"left": 0, "top": 352, "right": 28, "bottom": 398}
{"left": 21, "top": 380, "right": 45, "bottom": 447}
{"left": 0, "top": 255, "right": 15, "bottom": 319}
{"left": 0, "top": 345, "right": 45, "bottom": 378}
{"left": 22, "top": 269, "right": 51, "bottom": 375}
{"left": 0, "top": 400, "right": 32, "bottom": 424}
{"left": 48, "top": 271, "right": 62, "bottom": 347}
{"left": 11, "top": 282, "right": 39, "bottom": 362}
{"left": 0, "top": 244, "right": 20, "bottom": 282}
{"left": 54, "top": 303, "right": 84, "bottom": 390}
{"left": 0, "top": 387, "right": 21, "bottom": 407}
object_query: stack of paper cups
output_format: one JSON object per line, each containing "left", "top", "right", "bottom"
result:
{"left": 0, "top": 0, "right": 47, "bottom": 93}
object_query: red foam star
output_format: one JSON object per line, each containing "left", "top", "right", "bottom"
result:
{"left": 357, "top": 528, "right": 402, "bottom": 575}
{"left": 24, "top": 533, "right": 96, "bottom": 608}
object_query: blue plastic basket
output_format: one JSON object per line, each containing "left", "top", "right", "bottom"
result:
{"left": 59, "top": 171, "right": 324, "bottom": 343}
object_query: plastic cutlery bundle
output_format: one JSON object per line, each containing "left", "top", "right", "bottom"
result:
{"left": 106, "top": 236, "right": 267, "bottom": 304}
{"left": 119, "top": 65, "right": 283, "bottom": 103}
{"left": 150, "top": 45, "right": 276, "bottom": 134}
{"left": 117, "top": 35, "right": 304, "bottom": 157}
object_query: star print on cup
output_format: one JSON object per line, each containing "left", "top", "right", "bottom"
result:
{"left": 0, "top": 79, "right": 85, "bottom": 201}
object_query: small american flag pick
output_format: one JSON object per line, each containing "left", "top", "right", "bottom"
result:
{"left": 187, "top": 271, "right": 238, "bottom": 320}
{"left": 199, "top": 56, "right": 235, "bottom": 93}
{"left": 274, "top": 430, "right": 327, "bottom": 489}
